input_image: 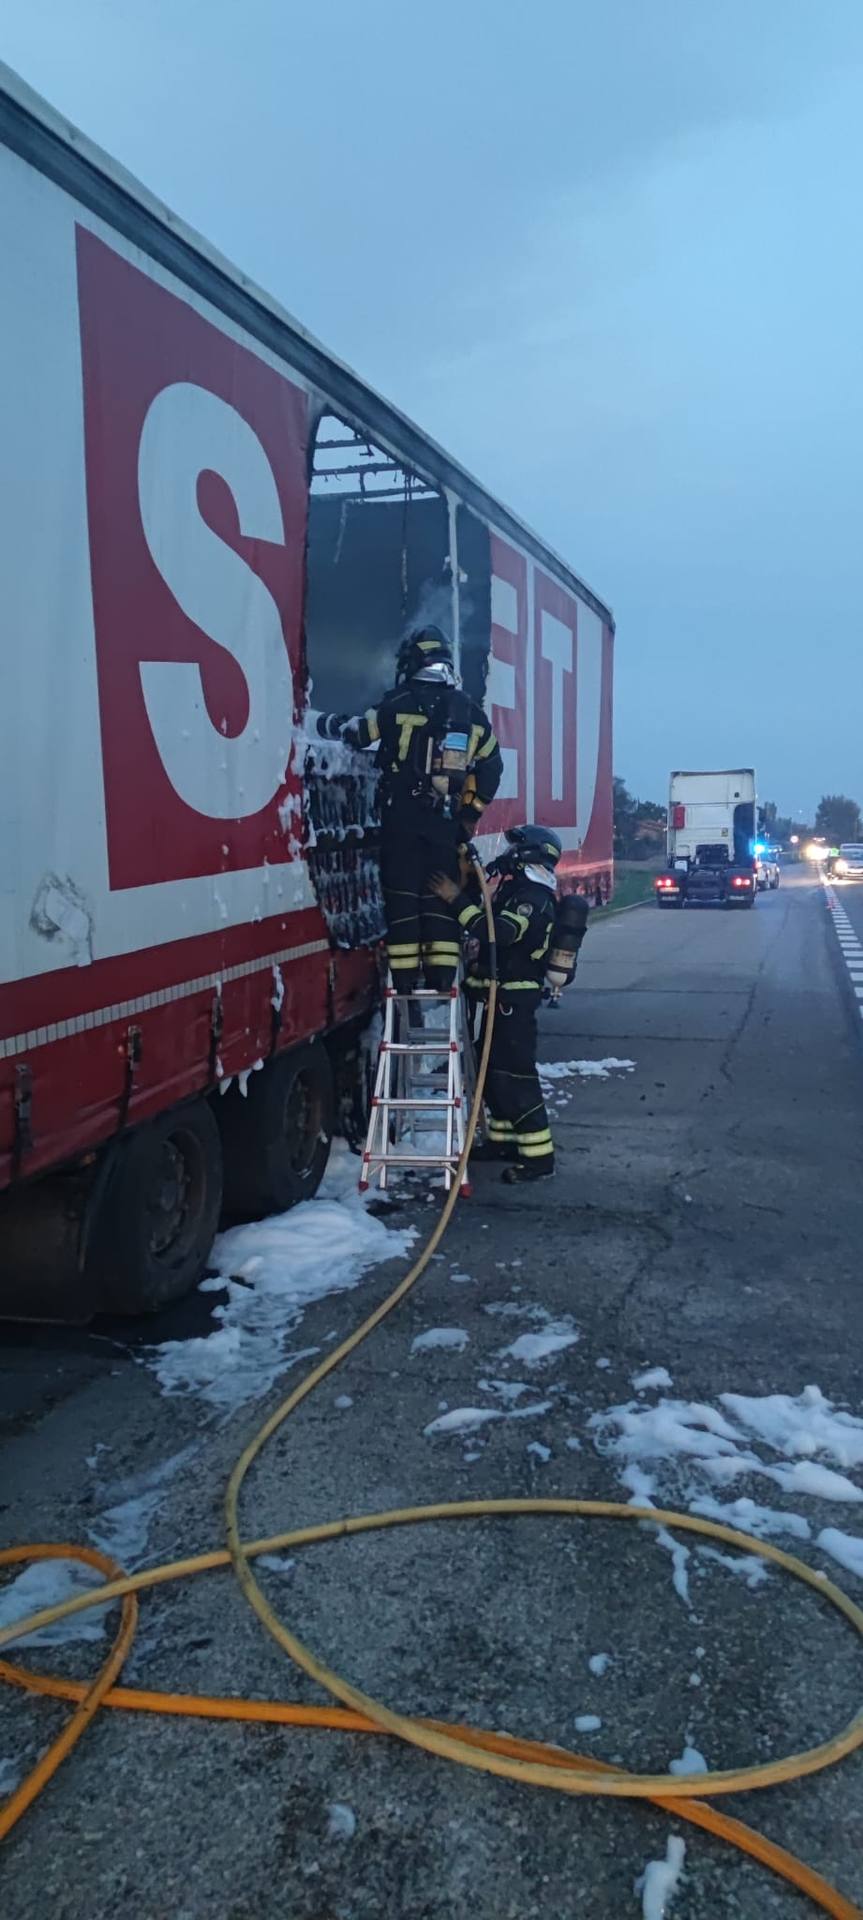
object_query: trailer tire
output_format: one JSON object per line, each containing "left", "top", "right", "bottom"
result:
{"left": 219, "top": 1041, "right": 334, "bottom": 1220}
{"left": 88, "top": 1101, "right": 223, "bottom": 1316}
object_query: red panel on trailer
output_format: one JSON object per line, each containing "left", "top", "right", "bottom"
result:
{"left": 76, "top": 227, "right": 309, "bottom": 891}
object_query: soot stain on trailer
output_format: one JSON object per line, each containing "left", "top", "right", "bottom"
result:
{"left": 30, "top": 873, "right": 94, "bottom": 966}
{"left": 299, "top": 409, "right": 458, "bottom": 951}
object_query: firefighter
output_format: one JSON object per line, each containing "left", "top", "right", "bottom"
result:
{"left": 430, "top": 824, "right": 560, "bottom": 1183}
{"left": 317, "top": 627, "right": 501, "bottom": 990}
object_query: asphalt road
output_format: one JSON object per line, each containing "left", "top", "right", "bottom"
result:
{"left": 2, "top": 868, "right": 862, "bottom": 1920}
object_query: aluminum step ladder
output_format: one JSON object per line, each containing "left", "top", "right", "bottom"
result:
{"left": 359, "top": 984, "right": 479, "bottom": 1193}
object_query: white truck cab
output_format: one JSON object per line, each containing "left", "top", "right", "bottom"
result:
{"left": 656, "top": 769, "right": 757, "bottom": 910}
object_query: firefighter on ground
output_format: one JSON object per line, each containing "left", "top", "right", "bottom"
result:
{"left": 430, "top": 824, "right": 562, "bottom": 1184}
{"left": 317, "top": 626, "right": 501, "bottom": 990}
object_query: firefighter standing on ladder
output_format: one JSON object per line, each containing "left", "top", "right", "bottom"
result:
{"left": 431, "top": 825, "right": 562, "bottom": 1183}
{"left": 317, "top": 626, "right": 502, "bottom": 990}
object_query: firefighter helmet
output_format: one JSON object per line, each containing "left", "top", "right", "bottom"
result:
{"left": 505, "top": 824, "right": 563, "bottom": 872}
{"left": 396, "top": 625, "right": 455, "bottom": 683}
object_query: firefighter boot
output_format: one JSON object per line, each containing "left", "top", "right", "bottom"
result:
{"left": 501, "top": 1156, "right": 556, "bottom": 1184}
{"left": 470, "top": 1140, "right": 519, "bottom": 1164}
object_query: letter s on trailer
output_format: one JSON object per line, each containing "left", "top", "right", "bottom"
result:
{"left": 0, "top": 62, "right": 614, "bottom": 1318}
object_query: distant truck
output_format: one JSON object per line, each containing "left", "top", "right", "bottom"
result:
{"left": 655, "top": 770, "right": 757, "bottom": 910}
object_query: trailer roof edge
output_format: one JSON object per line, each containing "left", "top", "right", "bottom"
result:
{"left": 0, "top": 60, "right": 614, "bottom": 629}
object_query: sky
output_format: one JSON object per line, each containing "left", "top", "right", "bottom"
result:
{"left": 4, "top": 0, "right": 862, "bottom": 819}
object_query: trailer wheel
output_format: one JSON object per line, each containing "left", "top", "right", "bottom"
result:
{"left": 219, "top": 1041, "right": 334, "bottom": 1220}
{"left": 88, "top": 1100, "right": 223, "bottom": 1316}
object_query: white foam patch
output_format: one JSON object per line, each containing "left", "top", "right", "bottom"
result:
{"left": 151, "top": 1144, "right": 416, "bottom": 1412}
{"left": 500, "top": 1320, "right": 579, "bottom": 1366}
{"left": 638, "top": 1835, "right": 686, "bottom": 1919}
{"left": 327, "top": 1802, "right": 356, "bottom": 1840}
{"left": 816, "top": 1527, "right": 863, "bottom": 1578}
{"left": 633, "top": 1367, "right": 673, "bottom": 1392}
{"left": 84, "top": 1443, "right": 199, "bottom": 1573}
{"left": 765, "top": 1460, "right": 863, "bottom": 1503}
{"left": 539, "top": 1058, "right": 635, "bottom": 1082}
{"left": 591, "top": 1399, "right": 742, "bottom": 1464}
{"left": 696, "top": 1545, "right": 769, "bottom": 1589}
{"left": 88, "top": 1492, "right": 162, "bottom": 1570}
{"left": 719, "top": 1386, "right": 863, "bottom": 1470}
{"left": 411, "top": 1327, "right": 469, "bottom": 1353}
{"left": 669, "top": 1743, "right": 707, "bottom": 1776}
{"left": 478, "top": 1378, "right": 532, "bottom": 1405}
{"left": 424, "top": 1407, "right": 503, "bottom": 1437}
{"left": 0, "top": 1559, "right": 109, "bottom": 1648}
{"left": 688, "top": 1494, "right": 811, "bottom": 1541}
{"left": 592, "top": 1396, "right": 863, "bottom": 1501}
{"left": 594, "top": 1385, "right": 863, "bottom": 1604}
{"left": 622, "top": 1464, "right": 656, "bottom": 1505}
{"left": 655, "top": 1528, "right": 692, "bottom": 1606}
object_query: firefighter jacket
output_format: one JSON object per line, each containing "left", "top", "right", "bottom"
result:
{"left": 322, "top": 681, "right": 502, "bottom": 830}
{"left": 454, "top": 869, "right": 558, "bottom": 1001}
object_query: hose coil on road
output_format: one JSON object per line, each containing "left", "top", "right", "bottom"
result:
{"left": 1, "top": 856, "right": 862, "bottom": 1917}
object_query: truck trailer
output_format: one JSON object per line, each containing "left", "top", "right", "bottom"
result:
{"left": 0, "top": 64, "right": 614, "bottom": 1320}
{"left": 655, "top": 770, "right": 757, "bottom": 910}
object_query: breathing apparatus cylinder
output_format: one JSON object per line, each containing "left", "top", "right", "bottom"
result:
{"left": 544, "top": 892, "right": 590, "bottom": 1003}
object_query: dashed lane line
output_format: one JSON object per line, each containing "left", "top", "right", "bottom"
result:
{"left": 825, "top": 883, "right": 863, "bottom": 1017}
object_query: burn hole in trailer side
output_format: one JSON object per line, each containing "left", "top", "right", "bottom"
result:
{"left": 300, "top": 413, "right": 452, "bottom": 950}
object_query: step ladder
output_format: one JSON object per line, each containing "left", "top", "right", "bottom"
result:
{"left": 359, "top": 984, "right": 480, "bottom": 1194}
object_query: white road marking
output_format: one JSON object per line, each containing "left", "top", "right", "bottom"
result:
{"left": 824, "top": 881, "right": 863, "bottom": 1019}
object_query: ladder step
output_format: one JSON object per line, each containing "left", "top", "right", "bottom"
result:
{"left": 373, "top": 1097, "right": 460, "bottom": 1110}
{"left": 360, "top": 966, "right": 477, "bottom": 1191}
{"left": 383, "top": 1042, "right": 456, "bottom": 1055}
{"left": 385, "top": 989, "right": 458, "bottom": 1000}
{"left": 363, "top": 1152, "right": 465, "bottom": 1168}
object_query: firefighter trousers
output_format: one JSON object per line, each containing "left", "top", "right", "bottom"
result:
{"left": 380, "top": 813, "right": 462, "bottom": 991}
{"left": 479, "top": 996, "right": 554, "bottom": 1168}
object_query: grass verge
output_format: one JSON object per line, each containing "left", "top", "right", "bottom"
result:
{"left": 593, "top": 868, "right": 657, "bottom": 917}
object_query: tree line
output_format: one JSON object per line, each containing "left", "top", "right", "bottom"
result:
{"left": 760, "top": 796, "right": 862, "bottom": 846}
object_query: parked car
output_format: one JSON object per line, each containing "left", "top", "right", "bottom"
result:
{"left": 831, "top": 845, "right": 863, "bottom": 882}
{"left": 755, "top": 851, "right": 780, "bottom": 890}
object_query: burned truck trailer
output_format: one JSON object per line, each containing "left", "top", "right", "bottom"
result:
{"left": 0, "top": 62, "right": 615, "bottom": 1317}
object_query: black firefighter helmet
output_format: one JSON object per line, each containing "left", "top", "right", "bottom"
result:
{"left": 505, "top": 824, "right": 563, "bottom": 872}
{"left": 396, "top": 624, "right": 455, "bottom": 684}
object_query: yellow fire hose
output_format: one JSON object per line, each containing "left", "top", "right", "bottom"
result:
{"left": 1, "top": 856, "right": 862, "bottom": 1916}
